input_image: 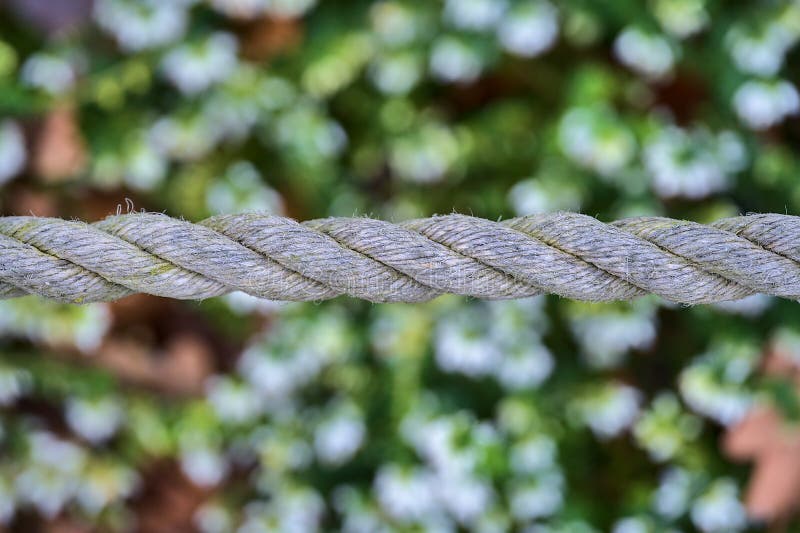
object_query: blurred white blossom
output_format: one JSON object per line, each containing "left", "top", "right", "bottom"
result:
{"left": 690, "top": 479, "right": 747, "bottom": 533}
{"left": 634, "top": 393, "right": 701, "bottom": 462}
{"left": 15, "top": 431, "right": 87, "bottom": 518}
{"left": 95, "top": 0, "right": 187, "bottom": 52}
{"left": 76, "top": 461, "right": 139, "bottom": 515}
{"left": 733, "top": 79, "right": 800, "bottom": 130}
{"left": 208, "top": 0, "right": 269, "bottom": 19}
{"left": 444, "top": 0, "right": 507, "bottom": 31}
{"left": 614, "top": 27, "right": 675, "bottom": 79}
{"left": 575, "top": 383, "right": 642, "bottom": 439}
{"left": 727, "top": 23, "right": 796, "bottom": 76}
{"left": 370, "top": 2, "right": 421, "bottom": 47}
{"left": 652, "top": 0, "right": 709, "bottom": 39}
{"left": 510, "top": 435, "right": 557, "bottom": 475}
{"left": 435, "top": 308, "right": 502, "bottom": 377}
{"left": 508, "top": 471, "right": 564, "bottom": 520}
{"left": 180, "top": 446, "right": 229, "bottom": 487}
{"left": 0, "top": 120, "right": 26, "bottom": 185}
{"left": 206, "top": 376, "right": 263, "bottom": 424}
{"left": 369, "top": 51, "right": 423, "bottom": 95}
{"left": 0, "top": 367, "right": 31, "bottom": 406}
{"left": 559, "top": 107, "right": 636, "bottom": 178}
{"left": 314, "top": 406, "right": 366, "bottom": 466}
{"left": 149, "top": 113, "right": 222, "bottom": 160}
{"left": 21, "top": 53, "right": 76, "bottom": 94}
{"left": 162, "top": 32, "right": 238, "bottom": 95}
{"left": 509, "top": 178, "right": 582, "bottom": 215}
{"left": 66, "top": 397, "right": 125, "bottom": 443}
{"left": 712, "top": 294, "right": 773, "bottom": 316}
{"left": 430, "top": 37, "right": 484, "bottom": 83}
{"left": 206, "top": 161, "right": 283, "bottom": 214}
{"left": 374, "top": 465, "right": 439, "bottom": 524}
{"left": 495, "top": 341, "right": 554, "bottom": 390}
{"left": 390, "top": 123, "right": 460, "bottom": 183}
{"left": 644, "top": 127, "right": 746, "bottom": 199}
{"left": 498, "top": 1, "right": 559, "bottom": 57}
{"left": 653, "top": 467, "right": 694, "bottom": 519}
{"left": 569, "top": 304, "right": 657, "bottom": 368}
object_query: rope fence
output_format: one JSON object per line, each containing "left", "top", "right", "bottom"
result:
{"left": 0, "top": 211, "right": 798, "bottom": 304}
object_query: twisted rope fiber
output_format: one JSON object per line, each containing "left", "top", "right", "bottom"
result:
{"left": 1, "top": 212, "right": 799, "bottom": 304}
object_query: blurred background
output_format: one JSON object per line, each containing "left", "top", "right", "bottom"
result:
{"left": 1, "top": 0, "right": 800, "bottom": 531}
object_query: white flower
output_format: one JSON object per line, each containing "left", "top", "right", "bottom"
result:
{"left": 497, "top": 1, "right": 559, "bottom": 57}
{"left": 0, "top": 120, "right": 26, "bottom": 185}
{"left": 206, "top": 376, "right": 263, "bottom": 423}
{"left": 510, "top": 435, "right": 557, "bottom": 475}
{"left": 94, "top": 0, "right": 187, "bottom": 52}
{"left": 122, "top": 134, "right": 167, "bottom": 191}
{"left": 265, "top": 0, "right": 317, "bottom": 18}
{"left": 195, "top": 501, "right": 234, "bottom": 533}
{"left": 66, "top": 397, "right": 125, "bottom": 443}
{"left": 690, "top": 479, "right": 747, "bottom": 533}
{"left": 430, "top": 37, "right": 484, "bottom": 83}
{"left": 712, "top": 294, "right": 773, "bottom": 317}
{"left": 0, "top": 299, "right": 111, "bottom": 352}
{"left": 369, "top": 51, "right": 423, "bottom": 95}
{"left": 370, "top": 2, "right": 420, "bottom": 46}
{"left": 149, "top": 113, "right": 222, "bottom": 160}
{"left": 644, "top": 127, "right": 745, "bottom": 199}
{"left": 435, "top": 309, "right": 502, "bottom": 377}
{"left": 222, "top": 291, "right": 285, "bottom": 315}
{"left": 679, "top": 366, "right": 753, "bottom": 426}
{"left": 444, "top": 0, "right": 507, "bottom": 31}
{"left": 0, "top": 367, "right": 31, "bottom": 406}
{"left": 732, "top": 79, "right": 800, "bottom": 130}
{"left": 652, "top": 0, "right": 709, "bottom": 39}
{"left": 0, "top": 477, "right": 14, "bottom": 524}
{"left": 16, "top": 432, "right": 86, "bottom": 517}
{"left": 274, "top": 105, "right": 348, "bottom": 160}
{"left": 436, "top": 472, "right": 494, "bottom": 525}
{"left": 578, "top": 384, "right": 642, "bottom": 439}
{"left": 76, "top": 462, "right": 139, "bottom": 515}
{"left": 633, "top": 393, "right": 701, "bottom": 462}
{"left": 206, "top": 161, "right": 283, "bottom": 214}
{"left": 273, "top": 488, "right": 326, "bottom": 532}
{"left": 494, "top": 341, "right": 554, "bottom": 390}
{"left": 162, "top": 32, "right": 238, "bottom": 95}
{"left": 558, "top": 107, "right": 636, "bottom": 177}
{"left": 613, "top": 517, "right": 651, "bottom": 533}
{"left": 390, "top": 123, "right": 460, "bottom": 183}
{"left": 727, "top": 24, "right": 795, "bottom": 76}
{"left": 180, "top": 446, "right": 229, "bottom": 487}
{"left": 509, "top": 471, "right": 564, "bottom": 520}
{"left": 374, "top": 465, "right": 438, "bottom": 523}
{"left": 21, "top": 53, "right": 76, "bottom": 94}
{"left": 508, "top": 178, "right": 582, "bottom": 215}
{"left": 208, "top": 0, "right": 269, "bottom": 19}
{"left": 570, "top": 306, "right": 656, "bottom": 368}
{"left": 653, "top": 468, "right": 693, "bottom": 519}
{"left": 314, "top": 410, "right": 366, "bottom": 465}
{"left": 614, "top": 27, "right": 675, "bottom": 79}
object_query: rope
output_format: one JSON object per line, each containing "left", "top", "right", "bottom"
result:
{"left": 0, "top": 212, "right": 798, "bottom": 304}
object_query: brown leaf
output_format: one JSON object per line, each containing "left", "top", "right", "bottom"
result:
{"left": 240, "top": 17, "right": 303, "bottom": 61}
{"left": 33, "top": 106, "right": 87, "bottom": 183}
{"left": 723, "top": 407, "right": 783, "bottom": 460}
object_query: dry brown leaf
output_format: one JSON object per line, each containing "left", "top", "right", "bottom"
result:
{"left": 33, "top": 106, "right": 87, "bottom": 183}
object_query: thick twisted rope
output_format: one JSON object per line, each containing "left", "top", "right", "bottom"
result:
{"left": 0, "top": 212, "right": 798, "bottom": 304}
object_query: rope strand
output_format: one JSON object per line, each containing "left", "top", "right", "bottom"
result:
{"left": 0, "top": 212, "right": 797, "bottom": 304}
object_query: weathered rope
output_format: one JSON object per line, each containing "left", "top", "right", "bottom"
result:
{"left": 0, "top": 212, "right": 798, "bottom": 304}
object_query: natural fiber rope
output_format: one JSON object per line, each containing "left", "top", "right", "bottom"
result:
{"left": 0, "top": 212, "right": 798, "bottom": 304}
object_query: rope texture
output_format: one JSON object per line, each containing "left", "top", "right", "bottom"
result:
{"left": 0, "top": 212, "right": 798, "bottom": 304}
